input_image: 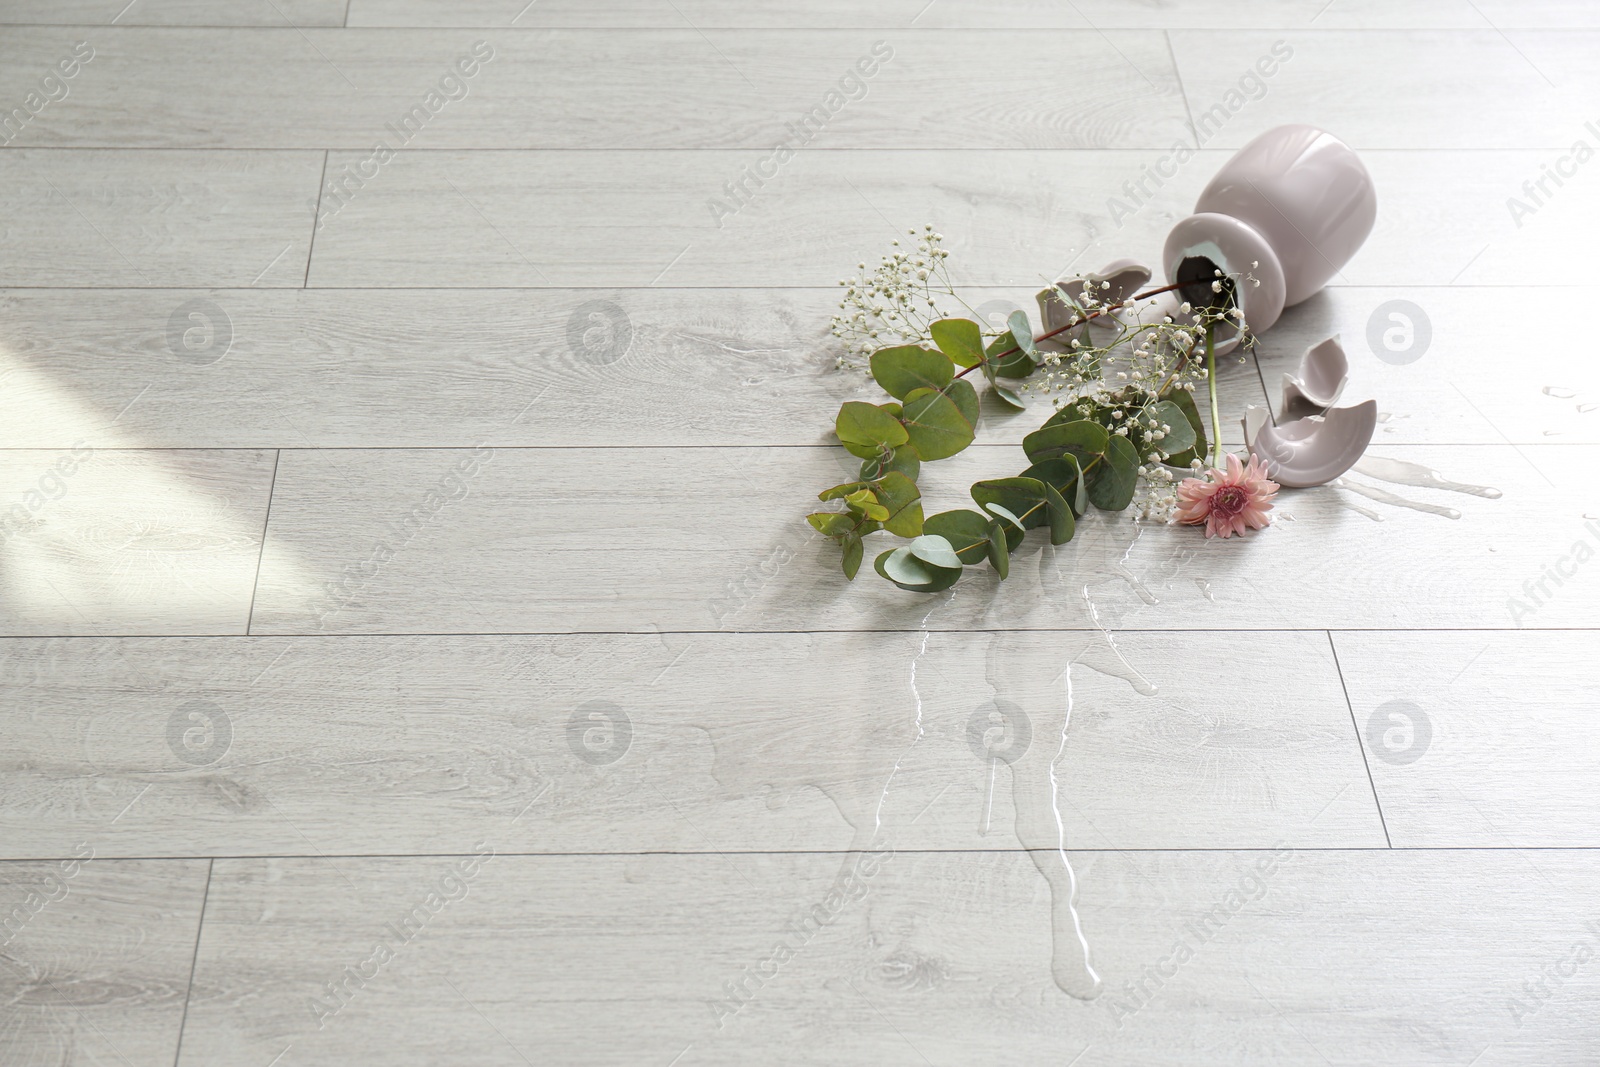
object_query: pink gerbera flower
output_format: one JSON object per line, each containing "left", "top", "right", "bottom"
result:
{"left": 1174, "top": 452, "right": 1280, "bottom": 538}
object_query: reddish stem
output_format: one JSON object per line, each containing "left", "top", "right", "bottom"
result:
{"left": 953, "top": 280, "right": 1185, "bottom": 379}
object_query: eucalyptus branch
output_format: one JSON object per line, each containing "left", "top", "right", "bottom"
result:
{"left": 952, "top": 281, "right": 1185, "bottom": 380}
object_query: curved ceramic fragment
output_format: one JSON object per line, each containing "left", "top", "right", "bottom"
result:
{"left": 1280, "top": 335, "right": 1348, "bottom": 420}
{"left": 1244, "top": 399, "right": 1377, "bottom": 488}
{"left": 1035, "top": 259, "right": 1153, "bottom": 352}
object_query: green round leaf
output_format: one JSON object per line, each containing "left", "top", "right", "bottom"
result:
{"left": 872, "top": 470, "right": 924, "bottom": 538}
{"left": 807, "top": 512, "right": 853, "bottom": 537}
{"left": 835, "top": 401, "right": 909, "bottom": 459}
{"left": 901, "top": 387, "right": 975, "bottom": 461}
{"left": 860, "top": 444, "right": 921, "bottom": 483}
{"left": 972, "top": 477, "right": 1052, "bottom": 531}
{"left": 984, "top": 502, "right": 1026, "bottom": 531}
{"left": 873, "top": 546, "right": 962, "bottom": 592}
{"left": 1146, "top": 399, "right": 1196, "bottom": 459}
{"left": 947, "top": 378, "right": 981, "bottom": 428}
{"left": 1087, "top": 433, "right": 1141, "bottom": 511}
{"left": 1023, "top": 419, "right": 1110, "bottom": 464}
{"left": 870, "top": 345, "right": 954, "bottom": 401}
{"left": 908, "top": 534, "right": 963, "bottom": 570}
{"left": 993, "top": 384, "right": 1027, "bottom": 410}
{"left": 924, "top": 509, "right": 1019, "bottom": 564}
{"left": 1006, "top": 310, "right": 1038, "bottom": 357}
{"left": 929, "top": 317, "right": 985, "bottom": 368}
{"left": 841, "top": 533, "right": 864, "bottom": 580}
{"left": 1039, "top": 479, "right": 1074, "bottom": 545}
{"left": 983, "top": 331, "right": 1035, "bottom": 378}
{"left": 986, "top": 519, "right": 1010, "bottom": 580}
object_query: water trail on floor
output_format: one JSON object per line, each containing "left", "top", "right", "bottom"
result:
{"left": 1109, "top": 522, "right": 1159, "bottom": 605}
{"left": 1029, "top": 663, "right": 1101, "bottom": 1000}
{"left": 1331, "top": 478, "right": 1460, "bottom": 519}
{"left": 1192, "top": 577, "right": 1215, "bottom": 602}
{"left": 1078, "top": 584, "right": 1159, "bottom": 696}
{"left": 1543, "top": 386, "right": 1577, "bottom": 398}
{"left": 871, "top": 597, "right": 941, "bottom": 839}
{"left": 1351, "top": 456, "right": 1501, "bottom": 498}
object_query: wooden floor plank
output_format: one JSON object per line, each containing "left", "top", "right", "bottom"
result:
{"left": 0, "top": 630, "right": 1383, "bottom": 858}
{"left": 176, "top": 849, "right": 1600, "bottom": 1066}
{"left": 0, "top": 0, "right": 346, "bottom": 25}
{"left": 1334, "top": 629, "right": 1600, "bottom": 847}
{"left": 301, "top": 149, "right": 1596, "bottom": 288}
{"left": 0, "top": 28, "right": 1188, "bottom": 150}
{"left": 4, "top": 282, "right": 1592, "bottom": 452}
{"left": 345, "top": 0, "right": 1600, "bottom": 30}
{"left": 244, "top": 443, "right": 1594, "bottom": 635}
{"left": 0, "top": 858, "right": 209, "bottom": 1067}
{"left": 1171, "top": 29, "right": 1600, "bottom": 150}
{"left": 0, "top": 150, "right": 322, "bottom": 287}
{"left": 0, "top": 448, "right": 278, "bottom": 635}
{"left": 0, "top": 287, "right": 1268, "bottom": 449}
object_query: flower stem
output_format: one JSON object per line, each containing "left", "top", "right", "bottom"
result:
{"left": 1205, "top": 320, "right": 1221, "bottom": 468}
{"left": 952, "top": 281, "right": 1184, "bottom": 380}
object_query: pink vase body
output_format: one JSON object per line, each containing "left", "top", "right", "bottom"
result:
{"left": 1163, "top": 124, "right": 1377, "bottom": 339}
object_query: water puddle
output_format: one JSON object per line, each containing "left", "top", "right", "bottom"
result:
{"left": 1331, "top": 478, "right": 1460, "bottom": 519}
{"left": 1351, "top": 456, "right": 1501, "bottom": 498}
{"left": 1543, "top": 386, "right": 1577, "bottom": 398}
{"left": 984, "top": 634, "right": 1101, "bottom": 1001}
{"left": 1192, "top": 577, "right": 1215, "bottom": 602}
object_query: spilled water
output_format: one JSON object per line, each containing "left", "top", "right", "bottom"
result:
{"left": 1327, "top": 491, "right": 1384, "bottom": 522}
{"left": 1543, "top": 386, "right": 1577, "bottom": 398}
{"left": 1351, "top": 456, "right": 1502, "bottom": 498}
{"left": 1331, "top": 477, "right": 1461, "bottom": 519}
{"left": 1109, "top": 523, "right": 1159, "bottom": 606}
{"left": 984, "top": 631, "right": 1102, "bottom": 1001}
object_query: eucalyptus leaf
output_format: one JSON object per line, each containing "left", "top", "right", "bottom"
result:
{"left": 1023, "top": 453, "right": 1089, "bottom": 515}
{"left": 807, "top": 512, "right": 853, "bottom": 538}
{"left": 845, "top": 487, "right": 889, "bottom": 522}
{"left": 1060, "top": 452, "right": 1088, "bottom": 514}
{"left": 946, "top": 378, "right": 981, "bottom": 429}
{"left": 1022, "top": 419, "right": 1110, "bottom": 464}
{"left": 1160, "top": 388, "right": 1208, "bottom": 469}
{"left": 924, "top": 509, "right": 1020, "bottom": 564}
{"left": 869, "top": 345, "right": 954, "bottom": 400}
{"left": 985, "top": 331, "right": 1035, "bottom": 379}
{"left": 1087, "top": 433, "right": 1141, "bottom": 511}
{"left": 972, "top": 477, "right": 1053, "bottom": 531}
{"left": 1006, "top": 310, "right": 1038, "bottom": 357}
{"left": 908, "top": 534, "right": 964, "bottom": 570}
{"left": 1039, "top": 479, "right": 1074, "bottom": 545}
{"left": 929, "top": 317, "right": 985, "bottom": 368}
{"left": 841, "top": 532, "right": 863, "bottom": 580}
{"left": 993, "top": 384, "right": 1027, "bottom": 410}
{"left": 901, "top": 387, "right": 975, "bottom": 461}
{"left": 835, "top": 401, "right": 909, "bottom": 459}
{"left": 986, "top": 519, "right": 1010, "bottom": 579}
{"left": 818, "top": 480, "right": 867, "bottom": 502}
{"left": 872, "top": 470, "right": 924, "bottom": 537}
{"left": 859, "top": 444, "right": 920, "bottom": 483}
{"left": 983, "top": 502, "right": 1026, "bottom": 532}
{"left": 874, "top": 546, "right": 962, "bottom": 593}
{"left": 1146, "top": 399, "right": 1196, "bottom": 459}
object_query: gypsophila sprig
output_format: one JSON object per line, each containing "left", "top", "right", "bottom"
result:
{"left": 830, "top": 227, "right": 976, "bottom": 372}
{"left": 810, "top": 229, "right": 1256, "bottom": 592}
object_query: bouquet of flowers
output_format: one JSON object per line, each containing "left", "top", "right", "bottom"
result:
{"left": 808, "top": 227, "right": 1278, "bottom": 593}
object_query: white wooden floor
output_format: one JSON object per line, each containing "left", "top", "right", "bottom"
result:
{"left": 2, "top": 2, "right": 1598, "bottom": 1064}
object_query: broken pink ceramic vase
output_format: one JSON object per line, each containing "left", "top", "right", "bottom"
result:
{"left": 1163, "top": 124, "right": 1377, "bottom": 350}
